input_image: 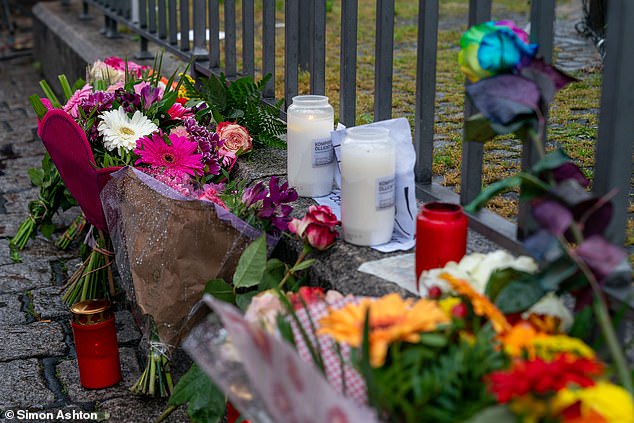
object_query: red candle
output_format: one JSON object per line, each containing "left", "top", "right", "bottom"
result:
{"left": 70, "top": 299, "right": 121, "bottom": 389}
{"left": 415, "top": 202, "right": 468, "bottom": 290}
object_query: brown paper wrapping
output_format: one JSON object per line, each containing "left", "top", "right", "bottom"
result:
{"left": 101, "top": 167, "right": 261, "bottom": 346}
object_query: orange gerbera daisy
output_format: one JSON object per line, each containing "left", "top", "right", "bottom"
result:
{"left": 318, "top": 293, "right": 450, "bottom": 367}
{"left": 439, "top": 272, "right": 511, "bottom": 334}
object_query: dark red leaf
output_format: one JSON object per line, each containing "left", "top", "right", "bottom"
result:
{"left": 576, "top": 235, "right": 627, "bottom": 282}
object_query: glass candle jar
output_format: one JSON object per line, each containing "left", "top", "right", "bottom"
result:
{"left": 341, "top": 127, "right": 396, "bottom": 246}
{"left": 70, "top": 299, "right": 122, "bottom": 389}
{"left": 415, "top": 202, "right": 468, "bottom": 290}
{"left": 286, "top": 95, "right": 335, "bottom": 197}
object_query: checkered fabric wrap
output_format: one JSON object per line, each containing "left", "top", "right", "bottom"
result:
{"left": 289, "top": 297, "right": 368, "bottom": 406}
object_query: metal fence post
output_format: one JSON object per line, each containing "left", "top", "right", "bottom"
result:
{"left": 339, "top": 0, "right": 358, "bottom": 126}
{"left": 310, "top": 0, "right": 326, "bottom": 95}
{"left": 459, "top": 0, "right": 491, "bottom": 206}
{"left": 594, "top": 1, "right": 634, "bottom": 246}
{"left": 192, "top": 0, "right": 207, "bottom": 59}
{"left": 374, "top": 0, "right": 394, "bottom": 121}
{"left": 285, "top": 0, "right": 299, "bottom": 108}
{"left": 262, "top": 0, "right": 275, "bottom": 98}
{"left": 414, "top": 0, "right": 439, "bottom": 185}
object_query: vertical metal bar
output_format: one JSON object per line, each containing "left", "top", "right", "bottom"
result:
{"left": 298, "top": 0, "right": 311, "bottom": 71}
{"left": 180, "top": 0, "right": 190, "bottom": 51}
{"left": 374, "top": 0, "right": 394, "bottom": 120}
{"left": 225, "top": 0, "right": 237, "bottom": 76}
{"left": 192, "top": 0, "right": 207, "bottom": 58}
{"left": 131, "top": 0, "right": 139, "bottom": 23}
{"left": 124, "top": 0, "right": 131, "bottom": 20}
{"left": 105, "top": 15, "right": 120, "bottom": 38}
{"left": 139, "top": 0, "right": 147, "bottom": 28}
{"left": 242, "top": 0, "right": 255, "bottom": 77}
{"left": 310, "top": 0, "right": 326, "bottom": 94}
{"left": 158, "top": 0, "right": 167, "bottom": 39}
{"left": 80, "top": 0, "right": 92, "bottom": 20}
{"left": 262, "top": 0, "right": 275, "bottom": 97}
{"left": 459, "top": 0, "right": 491, "bottom": 206}
{"left": 136, "top": 36, "right": 154, "bottom": 59}
{"left": 148, "top": 0, "right": 157, "bottom": 33}
{"left": 339, "top": 0, "right": 357, "bottom": 126}
{"left": 517, "top": 0, "right": 556, "bottom": 239}
{"left": 209, "top": 0, "right": 220, "bottom": 70}
{"left": 285, "top": 0, "right": 299, "bottom": 108}
{"left": 594, "top": 1, "right": 634, "bottom": 246}
{"left": 414, "top": 0, "right": 439, "bottom": 184}
{"left": 168, "top": 0, "right": 177, "bottom": 45}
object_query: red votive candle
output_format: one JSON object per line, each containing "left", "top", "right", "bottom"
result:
{"left": 415, "top": 202, "right": 468, "bottom": 290}
{"left": 70, "top": 299, "right": 122, "bottom": 389}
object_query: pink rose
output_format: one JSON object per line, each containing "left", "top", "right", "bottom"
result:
{"left": 216, "top": 122, "right": 253, "bottom": 156}
{"left": 104, "top": 56, "right": 148, "bottom": 78}
{"left": 289, "top": 205, "right": 340, "bottom": 250}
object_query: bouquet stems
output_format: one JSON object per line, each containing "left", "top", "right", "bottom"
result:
{"left": 61, "top": 228, "right": 115, "bottom": 306}
{"left": 130, "top": 327, "right": 174, "bottom": 397}
{"left": 56, "top": 214, "right": 87, "bottom": 250}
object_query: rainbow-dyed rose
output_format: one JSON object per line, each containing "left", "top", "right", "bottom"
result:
{"left": 458, "top": 20, "right": 537, "bottom": 82}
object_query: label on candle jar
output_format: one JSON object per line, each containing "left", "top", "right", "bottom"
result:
{"left": 311, "top": 137, "right": 334, "bottom": 167}
{"left": 376, "top": 176, "right": 395, "bottom": 209}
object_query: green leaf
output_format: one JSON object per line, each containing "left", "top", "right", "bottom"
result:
{"left": 464, "top": 114, "right": 500, "bottom": 143}
{"left": 235, "top": 291, "right": 258, "bottom": 312}
{"left": 290, "top": 259, "right": 316, "bottom": 273}
{"left": 39, "top": 80, "right": 61, "bottom": 109}
{"left": 485, "top": 268, "right": 532, "bottom": 303}
{"left": 465, "top": 175, "right": 522, "bottom": 213}
{"left": 29, "top": 94, "right": 50, "bottom": 120}
{"left": 495, "top": 279, "right": 544, "bottom": 314}
{"left": 168, "top": 364, "right": 225, "bottom": 423}
{"left": 538, "top": 256, "right": 579, "bottom": 291}
{"left": 204, "top": 279, "right": 235, "bottom": 304}
{"left": 40, "top": 223, "right": 55, "bottom": 238}
{"left": 568, "top": 305, "right": 594, "bottom": 340}
{"left": 260, "top": 258, "right": 287, "bottom": 290}
{"left": 464, "top": 405, "right": 516, "bottom": 423}
{"left": 58, "top": 75, "right": 73, "bottom": 101}
{"left": 419, "top": 333, "right": 449, "bottom": 348}
{"left": 232, "top": 234, "right": 267, "bottom": 288}
{"left": 531, "top": 149, "right": 570, "bottom": 174}
{"left": 517, "top": 173, "right": 550, "bottom": 200}
{"left": 28, "top": 168, "right": 44, "bottom": 187}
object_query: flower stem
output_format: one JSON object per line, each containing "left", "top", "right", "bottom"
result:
{"left": 278, "top": 244, "right": 312, "bottom": 290}
{"left": 558, "top": 234, "right": 633, "bottom": 394}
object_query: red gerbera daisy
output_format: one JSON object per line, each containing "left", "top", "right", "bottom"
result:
{"left": 135, "top": 132, "right": 204, "bottom": 177}
{"left": 487, "top": 353, "right": 603, "bottom": 403}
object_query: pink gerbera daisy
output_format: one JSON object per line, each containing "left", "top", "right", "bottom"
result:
{"left": 135, "top": 132, "right": 204, "bottom": 177}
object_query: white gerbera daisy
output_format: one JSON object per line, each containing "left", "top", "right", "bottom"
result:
{"left": 97, "top": 108, "right": 158, "bottom": 152}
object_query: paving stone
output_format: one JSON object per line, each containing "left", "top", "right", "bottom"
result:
{"left": 114, "top": 310, "right": 142, "bottom": 345}
{"left": 57, "top": 347, "right": 141, "bottom": 404}
{"left": 1, "top": 187, "right": 40, "bottom": 215}
{"left": 0, "top": 258, "right": 52, "bottom": 294}
{"left": 0, "top": 359, "right": 55, "bottom": 408}
{"left": 95, "top": 395, "right": 189, "bottom": 423}
{"left": 0, "top": 321, "right": 66, "bottom": 361}
{"left": 0, "top": 172, "right": 38, "bottom": 193}
{"left": 31, "top": 286, "right": 69, "bottom": 321}
{"left": 0, "top": 293, "right": 28, "bottom": 324}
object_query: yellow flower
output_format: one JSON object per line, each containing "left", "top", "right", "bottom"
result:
{"left": 318, "top": 293, "right": 450, "bottom": 367}
{"left": 438, "top": 296, "right": 461, "bottom": 317}
{"left": 500, "top": 323, "right": 595, "bottom": 361}
{"left": 439, "top": 272, "right": 511, "bottom": 334}
{"left": 552, "top": 382, "right": 634, "bottom": 423}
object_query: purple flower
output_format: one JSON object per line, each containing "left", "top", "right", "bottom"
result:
{"left": 184, "top": 117, "right": 223, "bottom": 176}
{"left": 140, "top": 85, "right": 162, "bottom": 110}
{"left": 114, "top": 88, "right": 141, "bottom": 113}
{"left": 81, "top": 91, "right": 115, "bottom": 115}
{"left": 256, "top": 176, "right": 298, "bottom": 232}
{"left": 242, "top": 181, "right": 267, "bottom": 207}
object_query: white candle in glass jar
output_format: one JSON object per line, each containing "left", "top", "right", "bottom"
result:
{"left": 286, "top": 95, "right": 335, "bottom": 197}
{"left": 341, "top": 127, "right": 396, "bottom": 246}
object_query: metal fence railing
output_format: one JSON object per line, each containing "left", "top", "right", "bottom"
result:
{"left": 76, "top": 0, "right": 632, "bottom": 252}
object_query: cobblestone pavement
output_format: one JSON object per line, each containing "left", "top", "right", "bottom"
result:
{"left": 0, "top": 53, "right": 189, "bottom": 423}
{"left": 0, "top": 2, "right": 619, "bottom": 423}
